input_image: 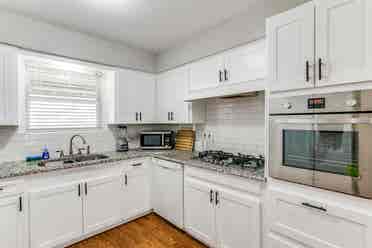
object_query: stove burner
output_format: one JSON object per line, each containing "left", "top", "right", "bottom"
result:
{"left": 197, "top": 150, "right": 265, "bottom": 168}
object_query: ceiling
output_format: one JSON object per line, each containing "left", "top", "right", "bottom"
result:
{"left": 0, "top": 0, "right": 263, "bottom": 54}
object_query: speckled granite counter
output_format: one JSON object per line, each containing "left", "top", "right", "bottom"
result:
{"left": 0, "top": 150, "right": 266, "bottom": 182}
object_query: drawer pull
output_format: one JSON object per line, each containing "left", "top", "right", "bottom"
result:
{"left": 302, "top": 202, "right": 327, "bottom": 212}
{"left": 132, "top": 163, "right": 142, "bottom": 167}
{"left": 0, "top": 187, "right": 3, "bottom": 191}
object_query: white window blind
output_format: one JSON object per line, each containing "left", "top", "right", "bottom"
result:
{"left": 25, "top": 60, "right": 102, "bottom": 130}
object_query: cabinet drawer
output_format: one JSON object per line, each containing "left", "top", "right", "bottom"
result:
{"left": 267, "top": 188, "right": 372, "bottom": 248}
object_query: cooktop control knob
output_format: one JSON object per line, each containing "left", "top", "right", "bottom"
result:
{"left": 283, "top": 102, "right": 292, "bottom": 109}
{"left": 346, "top": 99, "right": 358, "bottom": 107}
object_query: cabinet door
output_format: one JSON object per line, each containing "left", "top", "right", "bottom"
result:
{"left": 83, "top": 176, "right": 122, "bottom": 234}
{"left": 0, "top": 45, "right": 18, "bottom": 125}
{"left": 29, "top": 183, "right": 83, "bottom": 248}
{"left": 224, "top": 39, "right": 267, "bottom": 85}
{"left": 189, "top": 55, "right": 224, "bottom": 92}
{"left": 267, "top": 2, "right": 315, "bottom": 92}
{"left": 215, "top": 188, "right": 261, "bottom": 248}
{"left": 0, "top": 195, "right": 23, "bottom": 248}
{"left": 115, "top": 69, "right": 155, "bottom": 123}
{"left": 121, "top": 168, "right": 151, "bottom": 220}
{"left": 267, "top": 188, "right": 372, "bottom": 248}
{"left": 315, "top": 0, "right": 372, "bottom": 86}
{"left": 152, "top": 160, "right": 184, "bottom": 228}
{"left": 184, "top": 177, "right": 216, "bottom": 247}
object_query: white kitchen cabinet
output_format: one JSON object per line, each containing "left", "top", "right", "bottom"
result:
{"left": 0, "top": 45, "right": 18, "bottom": 125}
{"left": 184, "top": 177, "right": 216, "bottom": 247}
{"left": 152, "top": 159, "right": 184, "bottom": 228}
{"left": 224, "top": 39, "right": 266, "bottom": 86}
{"left": 29, "top": 182, "right": 83, "bottom": 248}
{"left": 184, "top": 168, "right": 262, "bottom": 248}
{"left": 215, "top": 187, "right": 260, "bottom": 248}
{"left": 113, "top": 69, "right": 156, "bottom": 123}
{"left": 156, "top": 66, "right": 205, "bottom": 123}
{"left": 267, "top": 2, "right": 315, "bottom": 92}
{"left": 315, "top": 0, "right": 372, "bottom": 87}
{"left": 266, "top": 188, "right": 372, "bottom": 248}
{"left": 267, "top": 0, "right": 372, "bottom": 92}
{"left": 121, "top": 162, "right": 151, "bottom": 220}
{"left": 0, "top": 194, "right": 24, "bottom": 248}
{"left": 83, "top": 175, "right": 122, "bottom": 234}
{"left": 189, "top": 55, "right": 224, "bottom": 92}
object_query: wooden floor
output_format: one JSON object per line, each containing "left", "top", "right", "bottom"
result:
{"left": 68, "top": 213, "right": 208, "bottom": 248}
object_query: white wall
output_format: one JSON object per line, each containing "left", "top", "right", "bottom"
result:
{"left": 156, "top": 0, "right": 308, "bottom": 72}
{"left": 195, "top": 93, "right": 265, "bottom": 155}
{"left": 0, "top": 9, "right": 156, "bottom": 72}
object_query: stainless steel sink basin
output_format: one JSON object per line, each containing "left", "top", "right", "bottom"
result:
{"left": 38, "top": 154, "right": 110, "bottom": 167}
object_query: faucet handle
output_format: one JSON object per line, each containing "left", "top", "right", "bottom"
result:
{"left": 56, "top": 150, "right": 65, "bottom": 158}
{"left": 77, "top": 148, "right": 86, "bottom": 155}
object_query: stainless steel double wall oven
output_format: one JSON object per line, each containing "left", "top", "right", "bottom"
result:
{"left": 269, "top": 89, "right": 372, "bottom": 198}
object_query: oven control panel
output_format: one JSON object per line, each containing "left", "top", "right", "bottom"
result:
{"left": 308, "top": 98, "right": 325, "bottom": 109}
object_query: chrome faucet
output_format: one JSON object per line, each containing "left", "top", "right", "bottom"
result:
{"left": 69, "top": 134, "right": 88, "bottom": 156}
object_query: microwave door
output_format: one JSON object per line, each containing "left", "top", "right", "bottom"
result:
{"left": 313, "top": 114, "right": 372, "bottom": 198}
{"left": 269, "top": 115, "right": 315, "bottom": 186}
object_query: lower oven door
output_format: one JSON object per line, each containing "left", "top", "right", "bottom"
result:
{"left": 313, "top": 114, "right": 372, "bottom": 198}
{"left": 269, "top": 115, "right": 315, "bottom": 186}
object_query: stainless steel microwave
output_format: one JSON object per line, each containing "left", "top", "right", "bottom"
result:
{"left": 140, "top": 131, "right": 175, "bottom": 150}
{"left": 269, "top": 89, "right": 372, "bottom": 199}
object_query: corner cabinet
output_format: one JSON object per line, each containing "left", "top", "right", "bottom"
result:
{"left": 188, "top": 39, "right": 266, "bottom": 100}
{"left": 111, "top": 69, "right": 156, "bottom": 124}
{"left": 267, "top": 0, "right": 372, "bottom": 92}
{"left": 184, "top": 168, "right": 261, "bottom": 248}
{"left": 266, "top": 187, "right": 372, "bottom": 248}
{"left": 156, "top": 66, "right": 205, "bottom": 124}
{"left": 0, "top": 45, "right": 18, "bottom": 126}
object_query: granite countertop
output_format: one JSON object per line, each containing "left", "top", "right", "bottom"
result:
{"left": 0, "top": 150, "right": 266, "bottom": 182}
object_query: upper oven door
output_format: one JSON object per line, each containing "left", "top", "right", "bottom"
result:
{"left": 140, "top": 133, "right": 164, "bottom": 148}
{"left": 269, "top": 115, "right": 315, "bottom": 186}
{"left": 313, "top": 114, "right": 372, "bottom": 198}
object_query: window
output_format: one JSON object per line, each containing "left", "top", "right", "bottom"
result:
{"left": 25, "top": 59, "right": 103, "bottom": 130}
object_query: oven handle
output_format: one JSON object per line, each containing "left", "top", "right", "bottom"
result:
{"left": 274, "top": 118, "right": 372, "bottom": 124}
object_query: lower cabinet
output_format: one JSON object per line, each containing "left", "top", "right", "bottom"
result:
{"left": 121, "top": 165, "right": 151, "bottom": 220}
{"left": 29, "top": 162, "right": 151, "bottom": 248}
{"left": 266, "top": 188, "right": 372, "bottom": 248}
{"left": 29, "top": 182, "right": 83, "bottom": 248}
{"left": 184, "top": 176, "right": 261, "bottom": 248}
{"left": 83, "top": 176, "right": 122, "bottom": 234}
{"left": 0, "top": 194, "right": 24, "bottom": 248}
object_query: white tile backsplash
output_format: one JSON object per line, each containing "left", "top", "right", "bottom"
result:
{"left": 195, "top": 92, "right": 265, "bottom": 155}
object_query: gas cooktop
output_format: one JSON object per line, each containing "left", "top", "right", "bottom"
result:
{"left": 195, "top": 150, "right": 265, "bottom": 169}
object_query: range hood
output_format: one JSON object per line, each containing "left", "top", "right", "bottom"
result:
{"left": 184, "top": 79, "right": 267, "bottom": 102}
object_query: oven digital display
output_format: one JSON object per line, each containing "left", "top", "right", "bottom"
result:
{"left": 308, "top": 98, "right": 325, "bottom": 109}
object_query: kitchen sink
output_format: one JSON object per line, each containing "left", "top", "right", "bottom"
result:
{"left": 38, "top": 154, "right": 110, "bottom": 167}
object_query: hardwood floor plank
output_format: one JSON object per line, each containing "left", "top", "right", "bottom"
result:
{"left": 67, "top": 214, "right": 207, "bottom": 248}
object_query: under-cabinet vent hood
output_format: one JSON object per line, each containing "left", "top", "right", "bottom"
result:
{"left": 185, "top": 79, "right": 266, "bottom": 102}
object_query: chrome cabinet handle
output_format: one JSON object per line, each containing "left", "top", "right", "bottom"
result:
{"left": 131, "top": 163, "right": 142, "bottom": 167}
{"left": 224, "top": 69, "right": 228, "bottom": 81}
{"left": 215, "top": 191, "right": 219, "bottom": 205}
{"left": 125, "top": 174, "right": 128, "bottom": 186}
{"left": 19, "top": 196, "right": 23, "bottom": 212}
{"left": 210, "top": 190, "right": 214, "bottom": 203}
{"left": 135, "top": 112, "right": 138, "bottom": 121}
{"left": 168, "top": 112, "right": 170, "bottom": 121}
{"left": 84, "top": 182, "right": 88, "bottom": 195}
{"left": 318, "top": 58, "right": 324, "bottom": 81}
{"left": 171, "top": 112, "right": 174, "bottom": 121}
{"left": 78, "top": 184, "right": 81, "bottom": 197}
{"left": 302, "top": 202, "right": 326, "bottom": 212}
{"left": 140, "top": 112, "right": 142, "bottom": 121}
{"left": 219, "top": 70, "right": 223, "bottom": 82}
{"left": 306, "top": 61, "right": 310, "bottom": 82}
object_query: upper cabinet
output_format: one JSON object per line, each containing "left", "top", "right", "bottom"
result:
{"left": 156, "top": 66, "right": 205, "bottom": 124}
{"left": 267, "top": 0, "right": 372, "bottom": 92}
{"left": 187, "top": 39, "right": 267, "bottom": 100}
{"left": 0, "top": 45, "right": 18, "bottom": 126}
{"left": 267, "top": 2, "right": 315, "bottom": 92}
{"left": 315, "top": 0, "right": 372, "bottom": 87}
{"left": 111, "top": 69, "right": 156, "bottom": 124}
